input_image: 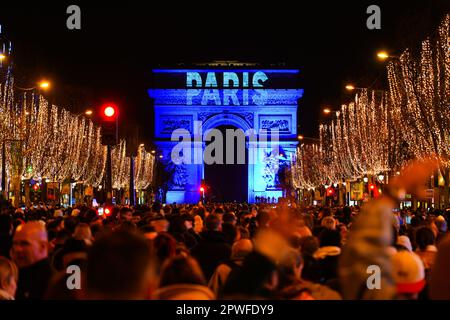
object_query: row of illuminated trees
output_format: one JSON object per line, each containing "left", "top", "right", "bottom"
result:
{"left": 291, "top": 14, "right": 449, "bottom": 191}
{"left": 0, "top": 53, "right": 155, "bottom": 205}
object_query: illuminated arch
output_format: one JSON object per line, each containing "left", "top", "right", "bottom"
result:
{"left": 202, "top": 113, "right": 252, "bottom": 133}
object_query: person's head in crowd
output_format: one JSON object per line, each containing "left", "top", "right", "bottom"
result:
{"left": 73, "top": 223, "right": 93, "bottom": 246}
{"left": 83, "top": 209, "right": 98, "bottom": 224}
{"left": 299, "top": 236, "right": 319, "bottom": 256}
{"left": 63, "top": 216, "right": 79, "bottom": 235}
{"left": 158, "top": 255, "right": 206, "bottom": 287}
{"left": 391, "top": 251, "right": 425, "bottom": 299}
{"left": 154, "top": 255, "right": 214, "bottom": 300}
{"left": 132, "top": 211, "right": 142, "bottom": 225}
{"left": 214, "top": 207, "right": 224, "bottom": 216}
{"left": 194, "top": 215, "right": 203, "bottom": 233}
{"left": 231, "top": 239, "right": 253, "bottom": 261}
{"left": 117, "top": 221, "right": 137, "bottom": 233}
{"left": 410, "top": 215, "right": 423, "bottom": 228}
{"left": 60, "top": 238, "right": 88, "bottom": 269}
{"left": 415, "top": 226, "right": 436, "bottom": 251}
{"left": 321, "top": 216, "right": 336, "bottom": 230}
{"left": 150, "top": 216, "right": 169, "bottom": 233}
{"left": 256, "top": 210, "right": 270, "bottom": 228}
{"left": 140, "top": 225, "right": 157, "bottom": 241}
{"left": 168, "top": 215, "right": 186, "bottom": 234}
{"left": 434, "top": 216, "right": 447, "bottom": 234}
{"left": 236, "top": 226, "right": 250, "bottom": 240}
{"left": 289, "top": 233, "right": 302, "bottom": 249}
{"left": 205, "top": 214, "right": 221, "bottom": 232}
{"left": 277, "top": 248, "right": 303, "bottom": 289}
{"left": 318, "top": 207, "right": 332, "bottom": 220}
{"left": 181, "top": 213, "right": 194, "bottom": 230}
{"left": 397, "top": 235, "right": 413, "bottom": 252}
{"left": 119, "top": 207, "right": 133, "bottom": 223}
{"left": 319, "top": 229, "right": 342, "bottom": 248}
{"left": 0, "top": 257, "right": 18, "bottom": 300}
{"left": 11, "top": 221, "right": 48, "bottom": 268}
{"left": 153, "top": 232, "right": 177, "bottom": 266}
{"left": 71, "top": 209, "right": 80, "bottom": 217}
{"left": 161, "top": 205, "right": 170, "bottom": 216}
{"left": 301, "top": 214, "right": 314, "bottom": 231}
{"left": 221, "top": 223, "right": 237, "bottom": 244}
{"left": 338, "top": 223, "right": 348, "bottom": 243}
{"left": 222, "top": 212, "right": 237, "bottom": 226}
{"left": 86, "top": 231, "right": 156, "bottom": 299}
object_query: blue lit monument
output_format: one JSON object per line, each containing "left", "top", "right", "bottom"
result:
{"left": 149, "top": 67, "right": 303, "bottom": 203}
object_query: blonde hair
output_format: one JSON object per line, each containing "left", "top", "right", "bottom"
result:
{"left": 321, "top": 216, "right": 336, "bottom": 230}
{"left": 0, "top": 257, "right": 18, "bottom": 289}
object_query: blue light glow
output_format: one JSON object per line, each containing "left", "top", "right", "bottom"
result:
{"left": 153, "top": 69, "right": 300, "bottom": 74}
{"left": 149, "top": 89, "right": 304, "bottom": 106}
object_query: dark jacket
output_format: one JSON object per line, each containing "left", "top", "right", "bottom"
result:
{"left": 222, "top": 252, "right": 278, "bottom": 299}
{"left": 15, "top": 258, "right": 54, "bottom": 300}
{"left": 190, "top": 230, "right": 231, "bottom": 281}
{"left": 0, "top": 234, "right": 12, "bottom": 258}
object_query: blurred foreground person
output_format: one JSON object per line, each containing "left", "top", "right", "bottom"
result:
{"left": 11, "top": 221, "right": 54, "bottom": 299}
{"left": 339, "top": 158, "right": 439, "bottom": 300}
{"left": 86, "top": 231, "right": 156, "bottom": 299}
{"left": 152, "top": 255, "right": 214, "bottom": 300}
{"left": 0, "top": 257, "right": 18, "bottom": 300}
{"left": 429, "top": 235, "right": 450, "bottom": 299}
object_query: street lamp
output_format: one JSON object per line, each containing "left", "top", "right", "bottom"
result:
{"left": 363, "top": 176, "right": 369, "bottom": 183}
{"left": 345, "top": 84, "right": 357, "bottom": 91}
{"left": 297, "top": 135, "right": 304, "bottom": 140}
{"left": 323, "top": 108, "right": 332, "bottom": 114}
{"left": 85, "top": 109, "right": 93, "bottom": 116}
{"left": 0, "top": 53, "right": 6, "bottom": 61}
{"left": 38, "top": 81, "right": 50, "bottom": 90}
{"left": 15, "top": 80, "right": 52, "bottom": 91}
{"left": 376, "top": 51, "right": 399, "bottom": 61}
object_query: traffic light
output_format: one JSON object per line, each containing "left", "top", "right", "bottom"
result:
{"left": 101, "top": 103, "right": 118, "bottom": 145}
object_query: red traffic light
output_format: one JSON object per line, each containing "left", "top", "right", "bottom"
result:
{"left": 101, "top": 103, "right": 118, "bottom": 120}
{"left": 369, "top": 184, "right": 375, "bottom": 190}
{"left": 104, "top": 207, "right": 111, "bottom": 215}
{"left": 327, "top": 188, "right": 333, "bottom": 195}
{"left": 104, "top": 106, "right": 115, "bottom": 117}
{"left": 200, "top": 187, "right": 205, "bottom": 192}
{"left": 33, "top": 184, "right": 39, "bottom": 191}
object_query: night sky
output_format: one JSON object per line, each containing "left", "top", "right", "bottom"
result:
{"left": 1, "top": 1, "right": 448, "bottom": 148}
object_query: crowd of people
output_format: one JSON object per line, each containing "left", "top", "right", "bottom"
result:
{"left": 0, "top": 191, "right": 449, "bottom": 300}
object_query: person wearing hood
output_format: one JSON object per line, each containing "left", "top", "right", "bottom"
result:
{"left": 152, "top": 255, "right": 214, "bottom": 300}
{"left": 313, "top": 229, "right": 342, "bottom": 284}
{"left": 191, "top": 214, "right": 231, "bottom": 281}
